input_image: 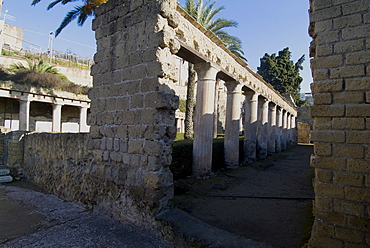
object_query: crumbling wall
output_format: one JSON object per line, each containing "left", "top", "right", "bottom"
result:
{"left": 24, "top": 0, "right": 180, "bottom": 230}
{"left": 309, "top": 0, "right": 370, "bottom": 246}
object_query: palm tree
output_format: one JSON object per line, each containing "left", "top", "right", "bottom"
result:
{"left": 10, "top": 59, "right": 69, "bottom": 80}
{"left": 31, "top": 0, "right": 107, "bottom": 36}
{"left": 183, "top": 0, "right": 246, "bottom": 139}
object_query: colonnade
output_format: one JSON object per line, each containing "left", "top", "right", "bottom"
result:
{"left": 191, "top": 62, "right": 297, "bottom": 177}
{"left": 0, "top": 89, "right": 90, "bottom": 133}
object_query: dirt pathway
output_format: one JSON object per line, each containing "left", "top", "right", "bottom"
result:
{"left": 172, "top": 144, "right": 314, "bottom": 248}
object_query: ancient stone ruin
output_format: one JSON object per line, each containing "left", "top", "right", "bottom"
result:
{"left": 4, "top": 0, "right": 370, "bottom": 246}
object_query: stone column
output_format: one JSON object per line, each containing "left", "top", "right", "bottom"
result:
{"left": 287, "top": 112, "right": 292, "bottom": 147}
{"left": 193, "top": 62, "right": 218, "bottom": 177}
{"left": 243, "top": 91, "right": 259, "bottom": 163}
{"left": 52, "top": 103, "right": 62, "bottom": 133}
{"left": 257, "top": 98, "right": 269, "bottom": 159}
{"left": 291, "top": 115, "right": 297, "bottom": 145}
{"left": 268, "top": 103, "right": 277, "bottom": 155}
{"left": 276, "top": 108, "right": 283, "bottom": 152}
{"left": 224, "top": 81, "right": 242, "bottom": 168}
{"left": 282, "top": 110, "right": 288, "bottom": 150}
{"left": 19, "top": 99, "right": 30, "bottom": 131}
{"left": 79, "top": 106, "right": 89, "bottom": 132}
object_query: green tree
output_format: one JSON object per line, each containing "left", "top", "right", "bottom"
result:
{"left": 257, "top": 47, "right": 308, "bottom": 107}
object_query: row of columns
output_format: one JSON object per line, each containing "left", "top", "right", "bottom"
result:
{"left": 18, "top": 97, "right": 89, "bottom": 132}
{"left": 191, "top": 62, "right": 297, "bottom": 178}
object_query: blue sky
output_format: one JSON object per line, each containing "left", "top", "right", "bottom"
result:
{"left": 2, "top": 0, "right": 312, "bottom": 93}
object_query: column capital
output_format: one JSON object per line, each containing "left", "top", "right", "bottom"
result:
{"left": 269, "top": 103, "right": 277, "bottom": 111}
{"left": 244, "top": 90, "right": 259, "bottom": 101}
{"left": 225, "top": 81, "right": 242, "bottom": 93}
{"left": 194, "top": 62, "right": 219, "bottom": 80}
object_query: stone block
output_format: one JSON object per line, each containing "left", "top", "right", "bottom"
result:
{"left": 342, "top": 0, "right": 370, "bottom": 15}
{"left": 311, "top": 105, "right": 345, "bottom": 117}
{"left": 333, "top": 13, "right": 362, "bottom": 29}
{"left": 316, "top": 44, "right": 333, "bottom": 56}
{"left": 346, "top": 131, "right": 370, "bottom": 144}
{"left": 313, "top": 117, "right": 332, "bottom": 130}
{"left": 332, "top": 118, "right": 365, "bottom": 130}
{"left": 310, "top": 6, "right": 342, "bottom": 22}
{"left": 117, "top": 125, "right": 128, "bottom": 138}
{"left": 334, "top": 39, "right": 364, "bottom": 54}
{"left": 333, "top": 199, "right": 365, "bottom": 216}
{"left": 143, "top": 140, "right": 164, "bottom": 156}
{"left": 128, "top": 139, "right": 144, "bottom": 154}
{"left": 317, "top": 30, "right": 340, "bottom": 45}
{"left": 311, "top": 130, "right": 345, "bottom": 143}
{"left": 311, "top": 55, "right": 343, "bottom": 69}
{"left": 314, "top": 93, "right": 332, "bottom": 105}
{"left": 342, "top": 24, "right": 370, "bottom": 40}
{"left": 313, "top": 179, "right": 344, "bottom": 198}
{"left": 315, "top": 168, "right": 333, "bottom": 183}
{"left": 333, "top": 144, "right": 364, "bottom": 159}
{"left": 334, "top": 226, "right": 364, "bottom": 243}
{"left": 313, "top": 209, "right": 346, "bottom": 226}
{"left": 315, "top": 20, "right": 333, "bottom": 33}
{"left": 330, "top": 65, "right": 365, "bottom": 79}
{"left": 313, "top": 69, "right": 329, "bottom": 81}
{"left": 314, "top": 220, "right": 336, "bottom": 238}
{"left": 106, "top": 138, "right": 113, "bottom": 151}
{"left": 334, "top": 171, "right": 364, "bottom": 187}
{"left": 131, "top": 94, "right": 144, "bottom": 109}
{"left": 346, "top": 50, "right": 370, "bottom": 65}
{"left": 346, "top": 104, "right": 370, "bottom": 117}
{"left": 366, "top": 92, "right": 370, "bottom": 103}
{"left": 314, "top": 195, "right": 333, "bottom": 210}
{"left": 333, "top": 91, "right": 365, "bottom": 104}
{"left": 347, "top": 159, "right": 370, "bottom": 173}
{"left": 110, "top": 152, "right": 122, "bottom": 162}
{"left": 345, "top": 187, "right": 370, "bottom": 202}
{"left": 128, "top": 125, "right": 146, "bottom": 139}
{"left": 116, "top": 97, "right": 129, "bottom": 111}
{"left": 346, "top": 78, "right": 370, "bottom": 91}
{"left": 311, "top": 80, "right": 343, "bottom": 93}
{"left": 144, "top": 172, "right": 163, "bottom": 189}
{"left": 311, "top": 156, "right": 346, "bottom": 170}
{"left": 314, "top": 142, "right": 332, "bottom": 156}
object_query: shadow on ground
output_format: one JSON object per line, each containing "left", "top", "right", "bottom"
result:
{"left": 172, "top": 144, "right": 314, "bottom": 248}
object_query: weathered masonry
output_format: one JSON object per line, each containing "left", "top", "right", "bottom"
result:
{"left": 309, "top": 0, "right": 370, "bottom": 247}
{"left": 21, "top": 0, "right": 296, "bottom": 233}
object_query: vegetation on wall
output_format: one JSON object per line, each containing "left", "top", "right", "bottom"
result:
{"left": 0, "top": 60, "right": 89, "bottom": 95}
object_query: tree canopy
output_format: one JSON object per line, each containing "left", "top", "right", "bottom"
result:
{"left": 257, "top": 47, "right": 308, "bottom": 106}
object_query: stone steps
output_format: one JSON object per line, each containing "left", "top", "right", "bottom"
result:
{"left": 0, "top": 168, "right": 13, "bottom": 183}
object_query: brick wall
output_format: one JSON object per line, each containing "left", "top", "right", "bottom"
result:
{"left": 309, "top": 0, "right": 370, "bottom": 246}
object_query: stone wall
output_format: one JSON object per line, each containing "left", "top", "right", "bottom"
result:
{"left": 309, "top": 0, "right": 370, "bottom": 246}
{"left": 87, "top": 0, "right": 179, "bottom": 228}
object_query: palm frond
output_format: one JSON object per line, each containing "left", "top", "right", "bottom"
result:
{"left": 55, "top": 7, "right": 81, "bottom": 36}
